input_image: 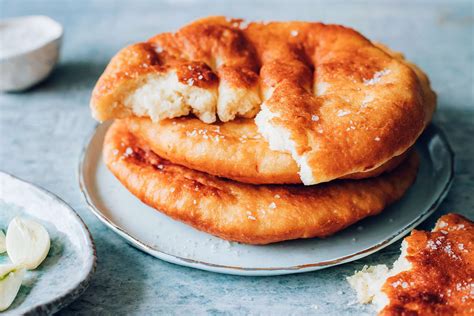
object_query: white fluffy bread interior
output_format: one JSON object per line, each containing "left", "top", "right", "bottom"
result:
{"left": 346, "top": 240, "right": 412, "bottom": 311}
{"left": 124, "top": 71, "right": 217, "bottom": 123}
{"left": 255, "top": 104, "right": 316, "bottom": 185}
{"left": 124, "top": 72, "right": 261, "bottom": 123}
{"left": 217, "top": 83, "right": 261, "bottom": 122}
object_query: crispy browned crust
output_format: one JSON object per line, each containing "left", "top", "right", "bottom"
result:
{"left": 126, "top": 116, "right": 409, "bottom": 184}
{"left": 104, "top": 120, "right": 419, "bottom": 245}
{"left": 91, "top": 16, "right": 435, "bottom": 185}
{"left": 381, "top": 214, "right": 474, "bottom": 316}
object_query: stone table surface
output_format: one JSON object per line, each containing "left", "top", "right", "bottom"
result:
{"left": 1, "top": 0, "right": 473, "bottom": 315}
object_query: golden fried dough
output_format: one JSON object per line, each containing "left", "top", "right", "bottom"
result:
{"left": 104, "top": 120, "right": 419, "bottom": 245}
{"left": 91, "top": 16, "right": 435, "bottom": 185}
{"left": 126, "top": 116, "right": 409, "bottom": 184}
{"left": 380, "top": 214, "right": 474, "bottom": 316}
{"left": 348, "top": 214, "right": 473, "bottom": 315}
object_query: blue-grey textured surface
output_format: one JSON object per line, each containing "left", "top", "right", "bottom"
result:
{"left": 0, "top": 0, "right": 473, "bottom": 314}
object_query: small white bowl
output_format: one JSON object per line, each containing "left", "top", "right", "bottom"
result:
{"left": 0, "top": 16, "right": 63, "bottom": 92}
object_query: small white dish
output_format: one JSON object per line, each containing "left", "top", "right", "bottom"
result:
{"left": 0, "top": 172, "right": 96, "bottom": 314}
{"left": 79, "top": 122, "right": 453, "bottom": 276}
{"left": 0, "top": 16, "right": 63, "bottom": 91}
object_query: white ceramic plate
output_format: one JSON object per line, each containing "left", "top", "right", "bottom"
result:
{"left": 0, "top": 172, "right": 96, "bottom": 314}
{"left": 79, "top": 122, "right": 453, "bottom": 276}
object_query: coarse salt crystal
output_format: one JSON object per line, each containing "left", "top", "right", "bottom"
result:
{"left": 316, "top": 82, "right": 330, "bottom": 96}
{"left": 311, "top": 114, "right": 319, "bottom": 121}
{"left": 239, "top": 20, "right": 251, "bottom": 29}
{"left": 337, "top": 109, "right": 351, "bottom": 117}
{"left": 274, "top": 194, "right": 281, "bottom": 199}
{"left": 364, "top": 69, "right": 391, "bottom": 86}
{"left": 362, "top": 94, "right": 375, "bottom": 107}
{"left": 427, "top": 240, "right": 437, "bottom": 250}
{"left": 187, "top": 78, "right": 194, "bottom": 86}
{"left": 374, "top": 137, "right": 381, "bottom": 141}
{"left": 269, "top": 202, "right": 276, "bottom": 209}
{"left": 157, "top": 164, "right": 164, "bottom": 170}
{"left": 186, "top": 130, "right": 197, "bottom": 137}
{"left": 438, "top": 221, "right": 448, "bottom": 228}
{"left": 290, "top": 30, "right": 298, "bottom": 37}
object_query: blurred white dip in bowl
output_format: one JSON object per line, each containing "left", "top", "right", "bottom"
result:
{"left": 0, "top": 16, "right": 63, "bottom": 92}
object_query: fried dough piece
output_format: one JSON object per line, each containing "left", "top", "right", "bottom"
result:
{"left": 126, "top": 116, "right": 409, "bottom": 184}
{"left": 91, "top": 16, "right": 435, "bottom": 185}
{"left": 104, "top": 120, "right": 419, "bottom": 245}
{"left": 348, "top": 214, "right": 474, "bottom": 315}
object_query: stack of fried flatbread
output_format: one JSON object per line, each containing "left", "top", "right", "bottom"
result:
{"left": 90, "top": 17, "right": 436, "bottom": 244}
